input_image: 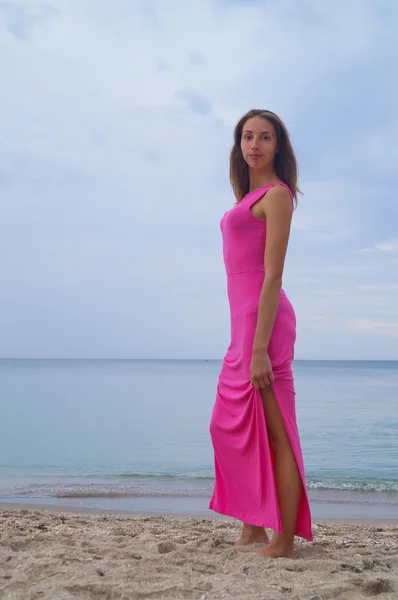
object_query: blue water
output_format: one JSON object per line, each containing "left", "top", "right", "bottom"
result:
{"left": 0, "top": 359, "right": 397, "bottom": 518}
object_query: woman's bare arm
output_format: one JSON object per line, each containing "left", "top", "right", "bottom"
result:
{"left": 252, "top": 185, "right": 293, "bottom": 354}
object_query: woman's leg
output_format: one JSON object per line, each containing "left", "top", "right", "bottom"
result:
{"left": 257, "top": 385, "right": 303, "bottom": 558}
{"left": 235, "top": 524, "right": 269, "bottom": 546}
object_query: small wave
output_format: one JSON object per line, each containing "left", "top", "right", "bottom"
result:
{"left": 55, "top": 492, "right": 197, "bottom": 499}
{"left": 2, "top": 473, "right": 398, "bottom": 499}
{"left": 115, "top": 473, "right": 213, "bottom": 481}
{"left": 307, "top": 479, "right": 398, "bottom": 493}
{"left": 310, "top": 496, "right": 398, "bottom": 506}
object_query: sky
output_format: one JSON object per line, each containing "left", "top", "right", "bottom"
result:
{"left": 1, "top": 0, "right": 398, "bottom": 360}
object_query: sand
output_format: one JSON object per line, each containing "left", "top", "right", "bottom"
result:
{"left": 0, "top": 507, "right": 397, "bottom": 600}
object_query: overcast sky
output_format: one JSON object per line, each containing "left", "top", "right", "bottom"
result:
{"left": 1, "top": 0, "right": 398, "bottom": 360}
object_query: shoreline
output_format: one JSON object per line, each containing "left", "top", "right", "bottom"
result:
{"left": 1, "top": 501, "right": 398, "bottom": 525}
{"left": 1, "top": 490, "right": 397, "bottom": 520}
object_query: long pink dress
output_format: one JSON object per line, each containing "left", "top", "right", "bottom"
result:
{"left": 209, "top": 182, "right": 313, "bottom": 541}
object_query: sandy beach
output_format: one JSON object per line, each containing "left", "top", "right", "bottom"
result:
{"left": 0, "top": 507, "right": 397, "bottom": 600}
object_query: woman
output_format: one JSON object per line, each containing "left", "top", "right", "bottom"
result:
{"left": 209, "top": 109, "right": 313, "bottom": 558}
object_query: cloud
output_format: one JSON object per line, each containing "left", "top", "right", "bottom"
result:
{"left": 189, "top": 52, "right": 206, "bottom": 66}
{"left": 361, "top": 239, "right": 398, "bottom": 254}
{"left": 1, "top": 0, "right": 398, "bottom": 359}
{"left": 375, "top": 240, "right": 398, "bottom": 253}
{"left": 348, "top": 319, "right": 398, "bottom": 337}
{"left": 175, "top": 88, "right": 213, "bottom": 116}
{"left": 356, "top": 285, "right": 398, "bottom": 293}
{"left": 0, "top": 1, "right": 61, "bottom": 40}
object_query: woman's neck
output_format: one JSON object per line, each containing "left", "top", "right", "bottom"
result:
{"left": 249, "top": 169, "right": 279, "bottom": 193}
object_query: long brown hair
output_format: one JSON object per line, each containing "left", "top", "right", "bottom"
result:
{"left": 230, "top": 109, "right": 301, "bottom": 203}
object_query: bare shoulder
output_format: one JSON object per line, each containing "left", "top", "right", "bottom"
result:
{"left": 257, "top": 184, "right": 293, "bottom": 218}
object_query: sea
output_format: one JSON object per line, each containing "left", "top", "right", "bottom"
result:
{"left": 1, "top": 359, "right": 397, "bottom": 520}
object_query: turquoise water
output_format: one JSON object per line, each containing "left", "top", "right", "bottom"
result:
{"left": 0, "top": 359, "right": 397, "bottom": 518}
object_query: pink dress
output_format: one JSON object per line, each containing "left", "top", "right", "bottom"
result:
{"left": 209, "top": 182, "right": 313, "bottom": 541}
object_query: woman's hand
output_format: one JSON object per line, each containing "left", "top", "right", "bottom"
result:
{"left": 250, "top": 349, "right": 274, "bottom": 389}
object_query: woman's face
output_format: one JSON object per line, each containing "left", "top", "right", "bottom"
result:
{"left": 240, "top": 116, "right": 278, "bottom": 170}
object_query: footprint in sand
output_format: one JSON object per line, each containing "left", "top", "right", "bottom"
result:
{"left": 362, "top": 578, "right": 394, "bottom": 596}
{"left": 157, "top": 541, "right": 176, "bottom": 554}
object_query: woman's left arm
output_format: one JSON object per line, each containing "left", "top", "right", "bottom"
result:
{"left": 251, "top": 186, "right": 293, "bottom": 387}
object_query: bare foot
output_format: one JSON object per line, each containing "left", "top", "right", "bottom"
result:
{"left": 256, "top": 543, "right": 294, "bottom": 558}
{"left": 235, "top": 525, "right": 270, "bottom": 546}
